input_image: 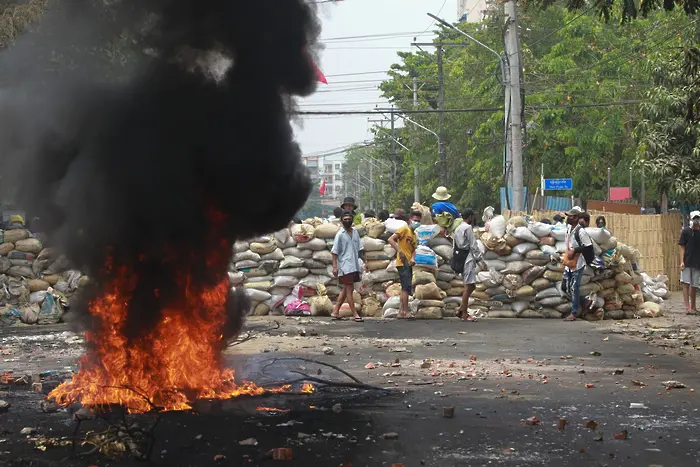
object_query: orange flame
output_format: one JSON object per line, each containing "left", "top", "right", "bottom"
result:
{"left": 301, "top": 383, "right": 316, "bottom": 394}
{"left": 48, "top": 210, "right": 284, "bottom": 413}
{"left": 256, "top": 406, "right": 290, "bottom": 413}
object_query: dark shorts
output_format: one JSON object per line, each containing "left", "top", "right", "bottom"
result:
{"left": 397, "top": 265, "right": 413, "bottom": 292}
{"left": 339, "top": 272, "right": 361, "bottom": 285}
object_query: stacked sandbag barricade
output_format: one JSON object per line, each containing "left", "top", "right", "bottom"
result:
{"left": 470, "top": 214, "right": 668, "bottom": 320}
{"left": 229, "top": 211, "right": 669, "bottom": 320}
{"left": 230, "top": 216, "right": 463, "bottom": 320}
{"left": 0, "top": 224, "right": 81, "bottom": 326}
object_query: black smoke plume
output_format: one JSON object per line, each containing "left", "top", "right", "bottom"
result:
{"left": 0, "top": 0, "right": 320, "bottom": 338}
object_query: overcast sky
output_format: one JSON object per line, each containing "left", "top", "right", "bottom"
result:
{"left": 295, "top": 0, "right": 459, "bottom": 158}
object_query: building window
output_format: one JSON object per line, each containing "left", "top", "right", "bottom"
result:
{"left": 335, "top": 174, "right": 341, "bottom": 181}
{"left": 324, "top": 164, "right": 333, "bottom": 173}
{"left": 335, "top": 164, "right": 342, "bottom": 170}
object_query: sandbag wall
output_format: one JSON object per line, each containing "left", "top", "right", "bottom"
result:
{"left": 0, "top": 228, "right": 86, "bottom": 325}
{"left": 230, "top": 218, "right": 463, "bottom": 320}
{"left": 231, "top": 214, "right": 669, "bottom": 320}
{"left": 472, "top": 215, "right": 668, "bottom": 319}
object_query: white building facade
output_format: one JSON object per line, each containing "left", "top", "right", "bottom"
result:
{"left": 458, "top": 0, "right": 488, "bottom": 23}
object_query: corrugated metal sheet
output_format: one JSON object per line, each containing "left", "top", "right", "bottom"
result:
{"left": 544, "top": 196, "right": 571, "bottom": 212}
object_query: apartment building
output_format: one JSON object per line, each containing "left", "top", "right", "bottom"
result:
{"left": 302, "top": 153, "right": 345, "bottom": 200}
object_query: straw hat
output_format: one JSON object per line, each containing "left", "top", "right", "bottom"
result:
{"left": 431, "top": 186, "right": 451, "bottom": 201}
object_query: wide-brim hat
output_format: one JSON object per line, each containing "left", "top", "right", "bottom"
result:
{"left": 432, "top": 186, "right": 451, "bottom": 201}
{"left": 565, "top": 207, "right": 583, "bottom": 216}
{"left": 691, "top": 210, "right": 700, "bottom": 219}
{"left": 341, "top": 197, "right": 358, "bottom": 209}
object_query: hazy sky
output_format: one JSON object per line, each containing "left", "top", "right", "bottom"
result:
{"left": 295, "top": 0, "right": 459, "bottom": 158}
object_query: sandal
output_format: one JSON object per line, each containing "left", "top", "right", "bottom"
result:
{"left": 564, "top": 314, "right": 577, "bottom": 321}
{"left": 686, "top": 310, "right": 698, "bottom": 316}
{"left": 353, "top": 317, "right": 364, "bottom": 322}
{"left": 331, "top": 315, "right": 347, "bottom": 321}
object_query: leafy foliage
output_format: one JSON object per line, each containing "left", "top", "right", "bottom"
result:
{"left": 362, "top": 6, "right": 697, "bottom": 212}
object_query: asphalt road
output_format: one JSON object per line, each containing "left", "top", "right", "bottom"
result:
{"left": 1, "top": 312, "right": 700, "bottom": 466}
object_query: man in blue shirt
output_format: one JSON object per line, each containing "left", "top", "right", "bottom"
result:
{"left": 330, "top": 211, "right": 366, "bottom": 322}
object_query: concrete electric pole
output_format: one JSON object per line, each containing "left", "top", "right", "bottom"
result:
{"left": 503, "top": 0, "right": 524, "bottom": 212}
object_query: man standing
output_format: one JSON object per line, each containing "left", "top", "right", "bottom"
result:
{"left": 388, "top": 210, "right": 422, "bottom": 319}
{"left": 331, "top": 211, "right": 365, "bottom": 322}
{"left": 562, "top": 208, "right": 593, "bottom": 321}
{"left": 453, "top": 208, "right": 487, "bottom": 321}
{"left": 430, "top": 186, "right": 460, "bottom": 218}
{"left": 680, "top": 210, "right": 700, "bottom": 314}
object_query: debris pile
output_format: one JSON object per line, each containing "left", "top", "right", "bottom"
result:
{"left": 231, "top": 212, "right": 669, "bottom": 320}
{"left": 0, "top": 223, "right": 84, "bottom": 326}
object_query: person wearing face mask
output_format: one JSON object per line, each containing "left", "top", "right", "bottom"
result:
{"left": 330, "top": 211, "right": 366, "bottom": 322}
{"left": 679, "top": 210, "right": 700, "bottom": 314}
{"left": 388, "top": 209, "right": 422, "bottom": 319}
{"left": 453, "top": 208, "right": 487, "bottom": 322}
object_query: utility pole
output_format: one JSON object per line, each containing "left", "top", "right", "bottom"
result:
{"left": 437, "top": 43, "right": 447, "bottom": 186}
{"left": 503, "top": 0, "right": 524, "bottom": 212}
{"left": 412, "top": 76, "right": 420, "bottom": 203}
{"left": 411, "top": 42, "right": 469, "bottom": 187}
{"left": 389, "top": 107, "right": 397, "bottom": 192}
{"left": 369, "top": 163, "right": 374, "bottom": 210}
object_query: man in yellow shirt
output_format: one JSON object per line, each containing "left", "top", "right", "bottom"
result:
{"left": 388, "top": 209, "right": 422, "bottom": 319}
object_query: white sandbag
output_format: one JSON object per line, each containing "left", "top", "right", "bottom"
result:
{"left": 233, "top": 251, "right": 261, "bottom": 263}
{"left": 297, "top": 238, "right": 327, "bottom": 251}
{"left": 489, "top": 215, "right": 507, "bottom": 237}
{"left": 512, "top": 242, "right": 538, "bottom": 255}
{"left": 273, "top": 228, "right": 294, "bottom": 247}
{"left": 536, "top": 287, "right": 560, "bottom": 300}
{"left": 299, "top": 275, "right": 331, "bottom": 289}
{"left": 432, "top": 245, "right": 453, "bottom": 261}
{"left": 279, "top": 256, "right": 305, "bottom": 269}
{"left": 362, "top": 270, "right": 399, "bottom": 285}
{"left": 383, "top": 308, "right": 400, "bottom": 319}
{"left": 478, "top": 268, "right": 504, "bottom": 287}
{"left": 233, "top": 241, "right": 249, "bottom": 253}
{"left": 484, "top": 260, "right": 506, "bottom": 271}
{"left": 247, "top": 275, "right": 273, "bottom": 283}
{"left": 315, "top": 223, "right": 341, "bottom": 239}
{"left": 512, "top": 300, "right": 530, "bottom": 313}
{"left": 555, "top": 241, "right": 567, "bottom": 253}
{"left": 270, "top": 286, "right": 292, "bottom": 297}
{"left": 244, "top": 288, "right": 271, "bottom": 302}
{"left": 601, "top": 236, "right": 618, "bottom": 251}
{"left": 499, "top": 252, "right": 524, "bottom": 263}
{"left": 519, "top": 310, "right": 544, "bottom": 318}
{"left": 29, "top": 290, "right": 47, "bottom": 304}
{"left": 550, "top": 227, "right": 567, "bottom": 241}
{"left": 262, "top": 249, "right": 284, "bottom": 261}
{"left": 488, "top": 309, "right": 517, "bottom": 318}
{"left": 584, "top": 227, "right": 612, "bottom": 245}
{"left": 526, "top": 250, "right": 550, "bottom": 262}
{"left": 512, "top": 226, "right": 540, "bottom": 243}
{"left": 282, "top": 247, "right": 313, "bottom": 259}
{"left": 312, "top": 250, "right": 334, "bottom": 264}
{"left": 382, "top": 296, "right": 401, "bottom": 312}
{"left": 250, "top": 240, "right": 277, "bottom": 255}
{"left": 235, "top": 260, "right": 259, "bottom": 270}
{"left": 540, "top": 245, "right": 557, "bottom": 255}
{"left": 528, "top": 222, "right": 552, "bottom": 238}
{"left": 428, "top": 237, "right": 452, "bottom": 248}
{"left": 245, "top": 281, "right": 272, "bottom": 291}
{"left": 385, "top": 218, "right": 408, "bottom": 234}
{"left": 15, "top": 238, "right": 43, "bottom": 254}
{"left": 273, "top": 276, "right": 299, "bottom": 288}
{"left": 228, "top": 272, "right": 245, "bottom": 285}
{"left": 273, "top": 267, "right": 309, "bottom": 278}
{"left": 362, "top": 237, "right": 386, "bottom": 252}
{"left": 414, "top": 245, "right": 438, "bottom": 268}
{"left": 483, "top": 251, "right": 500, "bottom": 261}
{"left": 501, "top": 261, "right": 532, "bottom": 274}
{"left": 538, "top": 296, "right": 566, "bottom": 306}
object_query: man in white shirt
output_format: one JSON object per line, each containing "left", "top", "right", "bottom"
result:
{"left": 453, "top": 208, "right": 487, "bottom": 321}
{"left": 563, "top": 208, "right": 593, "bottom": 321}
